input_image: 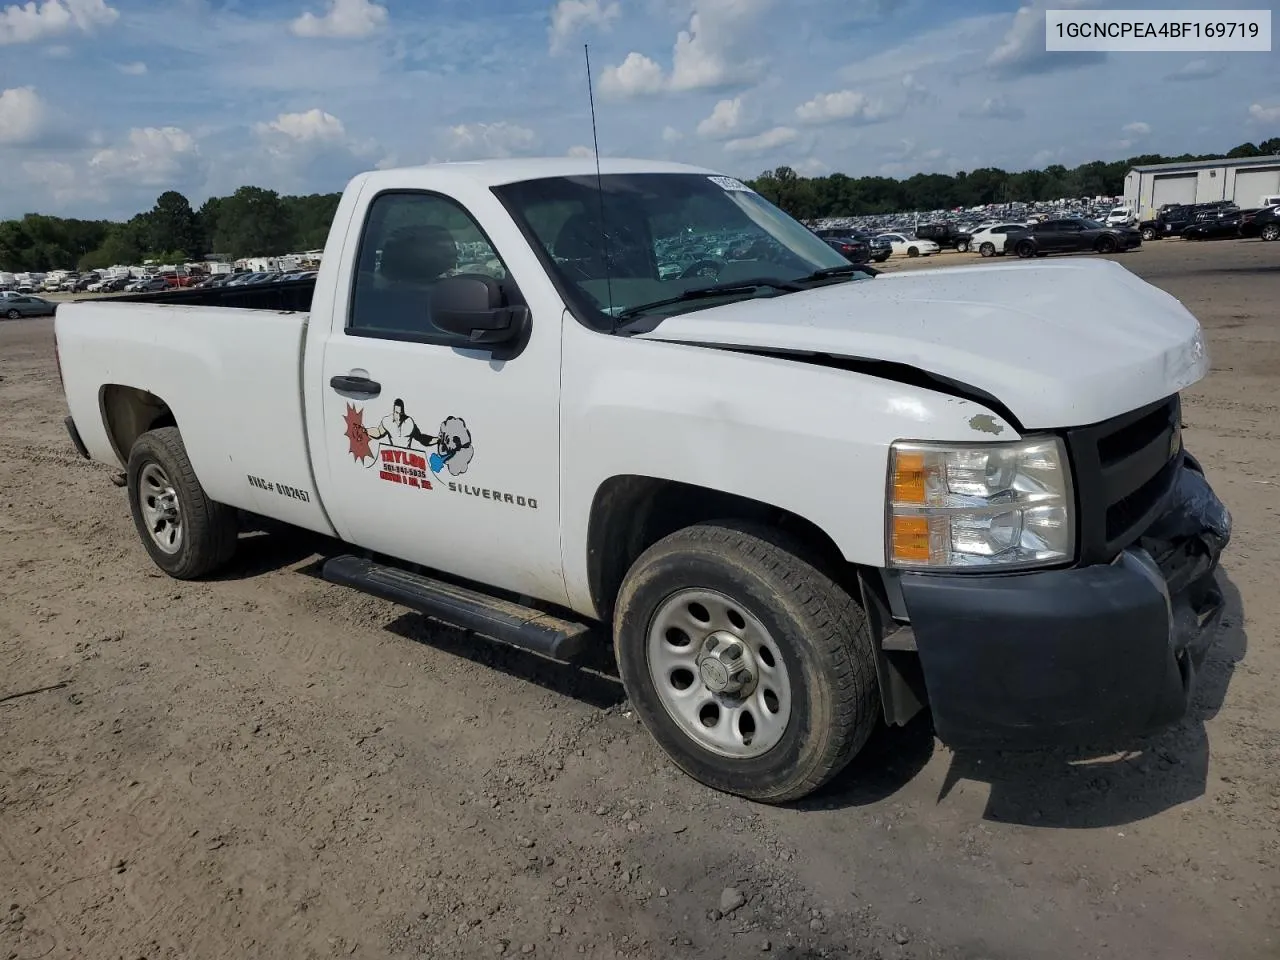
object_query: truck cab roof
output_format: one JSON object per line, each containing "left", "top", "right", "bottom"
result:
{"left": 370, "top": 156, "right": 720, "bottom": 188}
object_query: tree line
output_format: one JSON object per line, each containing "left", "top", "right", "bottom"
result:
{"left": 746, "top": 139, "right": 1280, "bottom": 220}
{"left": 0, "top": 187, "right": 341, "bottom": 274}
{"left": 1, "top": 137, "right": 1277, "bottom": 273}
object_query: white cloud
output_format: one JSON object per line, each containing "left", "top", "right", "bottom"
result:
{"left": 1122, "top": 121, "right": 1151, "bottom": 136}
{"left": 794, "top": 156, "right": 828, "bottom": 176}
{"left": 795, "top": 89, "right": 892, "bottom": 125}
{"left": 599, "top": 51, "right": 666, "bottom": 97}
{"left": 0, "top": 0, "right": 117, "bottom": 45}
{"left": 548, "top": 0, "right": 619, "bottom": 54}
{"left": 696, "top": 97, "right": 743, "bottom": 139}
{"left": 960, "top": 95, "right": 1025, "bottom": 121}
{"left": 723, "top": 125, "right": 796, "bottom": 154}
{"left": 661, "top": 125, "right": 683, "bottom": 143}
{"left": 566, "top": 144, "right": 594, "bottom": 157}
{"left": 291, "top": 0, "right": 387, "bottom": 39}
{"left": 446, "top": 121, "right": 538, "bottom": 158}
{"left": 986, "top": 0, "right": 1104, "bottom": 77}
{"left": 117, "top": 60, "right": 146, "bottom": 75}
{"left": 0, "top": 86, "right": 45, "bottom": 144}
{"left": 901, "top": 73, "right": 929, "bottom": 104}
{"left": 1248, "top": 103, "right": 1280, "bottom": 125}
{"left": 255, "top": 108, "right": 347, "bottom": 145}
{"left": 20, "top": 158, "right": 92, "bottom": 204}
{"left": 600, "top": 0, "right": 770, "bottom": 98}
{"left": 88, "top": 126, "right": 201, "bottom": 186}
{"left": 1166, "top": 59, "right": 1222, "bottom": 82}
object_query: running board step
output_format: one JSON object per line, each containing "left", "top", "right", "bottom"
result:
{"left": 321, "top": 555, "right": 593, "bottom": 663}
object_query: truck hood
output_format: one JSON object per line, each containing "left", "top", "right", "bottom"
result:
{"left": 634, "top": 257, "right": 1208, "bottom": 429}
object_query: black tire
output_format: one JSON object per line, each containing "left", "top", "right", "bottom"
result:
{"left": 956, "top": 240, "right": 969, "bottom": 253}
{"left": 613, "top": 521, "right": 879, "bottom": 804}
{"left": 907, "top": 246, "right": 920, "bottom": 258}
{"left": 1015, "top": 240, "right": 1036, "bottom": 259}
{"left": 1096, "top": 235, "right": 1117, "bottom": 253}
{"left": 1141, "top": 226, "right": 1156, "bottom": 241}
{"left": 126, "top": 426, "right": 238, "bottom": 579}
{"left": 1261, "top": 224, "right": 1280, "bottom": 242}
{"left": 979, "top": 242, "right": 995, "bottom": 258}
{"left": 5, "top": 309, "right": 18, "bottom": 320}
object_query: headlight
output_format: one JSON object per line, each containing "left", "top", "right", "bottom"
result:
{"left": 887, "top": 437, "right": 1074, "bottom": 570}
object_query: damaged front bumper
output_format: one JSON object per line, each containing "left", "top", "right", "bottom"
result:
{"left": 899, "top": 454, "right": 1231, "bottom": 750}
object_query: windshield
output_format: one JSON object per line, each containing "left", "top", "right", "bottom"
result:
{"left": 492, "top": 172, "right": 861, "bottom": 327}
{"left": 1081, "top": 219, "right": 1106, "bottom": 229}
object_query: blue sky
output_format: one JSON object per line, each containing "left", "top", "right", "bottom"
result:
{"left": 0, "top": 0, "right": 1277, "bottom": 219}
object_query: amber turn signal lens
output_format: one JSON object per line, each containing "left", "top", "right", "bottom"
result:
{"left": 891, "top": 515, "right": 930, "bottom": 563}
{"left": 892, "top": 450, "right": 927, "bottom": 504}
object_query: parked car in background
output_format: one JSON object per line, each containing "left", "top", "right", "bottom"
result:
{"left": 1008, "top": 218, "right": 1142, "bottom": 258}
{"left": 1239, "top": 205, "right": 1280, "bottom": 241}
{"left": 876, "top": 233, "right": 940, "bottom": 257}
{"left": 969, "top": 223, "right": 1028, "bottom": 257}
{"left": 1105, "top": 207, "right": 1134, "bottom": 227}
{"left": 914, "top": 223, "right": 973, "bottom": 252}
{"left": 2, "top": 295, "right": 57, "bottom": 319}
{"left": 822, "top": 236, "right": 872, "bottom": 264}
{"left": 1181, "top": 209, "right": 1246, "bottom": 241}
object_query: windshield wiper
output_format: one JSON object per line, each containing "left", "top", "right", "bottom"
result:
{"left": 614, "top": 278, "right": 802, "bottom": 320}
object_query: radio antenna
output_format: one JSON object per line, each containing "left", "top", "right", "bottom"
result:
{"left": 583, "top": 43, "right": 616, "bottom": 325}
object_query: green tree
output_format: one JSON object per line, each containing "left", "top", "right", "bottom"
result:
{"left": 212, "top": 186, "right": 294, "bottom": 258}
{"left": 147, "top": 191, "right": 203, "bottom": 260}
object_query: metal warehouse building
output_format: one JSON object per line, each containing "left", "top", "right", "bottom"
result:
{"left": 1123, "top": 155, "right": 1280, "bottom": 219}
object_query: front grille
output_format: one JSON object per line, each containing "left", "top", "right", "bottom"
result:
{"left": 1064, "top": 394, "right": 1182, "bottom": 564}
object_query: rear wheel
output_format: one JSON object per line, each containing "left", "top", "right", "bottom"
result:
{"left": 907, "top": 246, "right": 920, "bottom": 257}
{"left": 956, "top": 240, "right": 970, "bottom": 253}
{"left": 5, "top": 309, "right": 18, "bottom": 320}
{"left": 1096, "top": 235, "right": 1117, "bottom": 254}
{"left": 613, "top": 521, "right": 880, "bottom": 804}
{"left": 1261, "top": 224, "right": 1280, "bottom": 241}
{"left": 127, "top": 426, "right": 238, "bottom": 579}
{"left": 979, "top": 242, "right": 995, "bottom": 257}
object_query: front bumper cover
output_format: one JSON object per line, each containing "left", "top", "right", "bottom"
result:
{"left": 901, "top": 456, "right": 1230, "bottom": 750}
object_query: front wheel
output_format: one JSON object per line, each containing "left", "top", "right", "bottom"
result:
{"left": 1096, "top": 236, "right": 1117, "bottom": 253}
{"left": 907, "top": 246, "right": 920, "bottom": 257}
{"left": 1141, "top": 226, "right": 1157, "bottom": 241}
{"left": 613, "top": 522, "right": 880, "bottom": 804}
{"left": 5, "top": 309, "right": 18, "bottom": 320}
{"left": 1015, "top": 240, "right": 1037, "bottom": 259}
{"left": 1261, "top": 224, "right": 1279, "bottom": 241}
{"left": 956, "top": 240, "right": 969, "bottom": 253}
{"left": 127, "top": 426, "right": 239, "bottom": 579}
{"left": 979, "top": 242, "right": 995, "bottom": 257}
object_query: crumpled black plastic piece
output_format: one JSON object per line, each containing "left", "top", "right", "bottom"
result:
{"left": 1144, "top": 457, "right": 1232, "bottom": 552}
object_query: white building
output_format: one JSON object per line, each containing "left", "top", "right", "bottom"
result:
{"left": 1123, "top": 154, "right": 1280, "bottom": 220}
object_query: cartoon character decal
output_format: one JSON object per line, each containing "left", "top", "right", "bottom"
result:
{"left": 342, "top": 399, "right": 473, "bottom": 491}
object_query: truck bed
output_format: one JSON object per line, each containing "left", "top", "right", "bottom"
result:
{"left": 105, "top": 277, "right": 316, "bottom": 312}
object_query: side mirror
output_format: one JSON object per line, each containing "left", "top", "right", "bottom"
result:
{"left": 430, "top": 275, "right": 528, "bottom": 345}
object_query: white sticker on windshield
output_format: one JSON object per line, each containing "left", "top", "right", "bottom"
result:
{"left": 708, "top": 175, "right": 752, "bottom": 192}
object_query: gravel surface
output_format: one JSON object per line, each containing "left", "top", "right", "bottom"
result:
{"left": 2, "top": 238, "right": 1277, "bottom": 960}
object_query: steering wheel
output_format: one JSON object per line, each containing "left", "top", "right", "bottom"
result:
{"left": 680, "top": 259, "right": 723, "bottom": 281}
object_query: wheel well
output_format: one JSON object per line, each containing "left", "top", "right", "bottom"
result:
{"left": 585, "top": 476, "right": 851, "bottom": 625}
{"left": 99, "top": 384, "right": 176, "bottom": 466}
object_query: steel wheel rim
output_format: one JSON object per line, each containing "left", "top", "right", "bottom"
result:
{"left": 646, "top": 588, "right": 793, "bottom": 759}
{"left": 138, "top": 462, "right": 183, "bottom": 554}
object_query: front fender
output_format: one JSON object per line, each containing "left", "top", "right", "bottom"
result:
{"left": 559, "top": 327, "right": 1021, "bottom": 615}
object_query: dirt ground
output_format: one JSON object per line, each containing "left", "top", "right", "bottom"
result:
{"left": 2, "top": 238, "right": 1277, "bottom": 960}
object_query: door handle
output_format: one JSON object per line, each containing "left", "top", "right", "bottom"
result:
{"left": 330, "top": 374, "right": 382, "bottom": 397}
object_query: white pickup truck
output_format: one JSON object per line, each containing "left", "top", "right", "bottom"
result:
{"left": 54, "top": 158, "right": 1231, "bottom": 803}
